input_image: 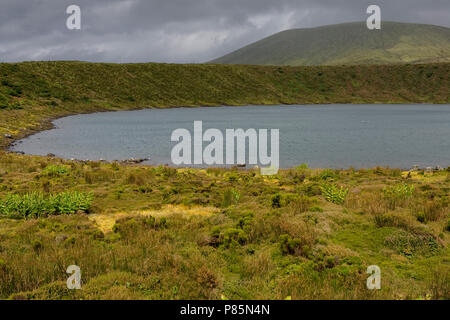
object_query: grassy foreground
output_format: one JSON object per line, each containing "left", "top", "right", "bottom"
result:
{"left": 0, "top": 154, "right": 448, "bottom": 300}
{"left": 0, "top": 61, "right": 448, "bottom": 300}
{"left": 0, "top": 61, "right": 449, "bottom": 148}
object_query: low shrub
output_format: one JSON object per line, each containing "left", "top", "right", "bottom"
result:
{"left": 384, "top": 231, "right": 439, "bottom": 257}
{"left": 41, "top": 165, "right": 69, "bottom": 177}
{"left": 416, "top": 212, "right": 426, "bottom": 224}
{"left": 271, "top": 193, "right": 314, "bottom": 210}
{"left": 445, "top": 220, "right": 450, "bottom": 232}
{"left": 383, "top": 184, "right": 414, "bottom": 210}
{"left": 210, "top": 214, "right": 252, "bottom": 248}
{"left": 317, "top": 169, "right": 339, "bottom": 181}
{"left": 271, "top": 194, "right": 282, "bottom": 208}
{"left": 411, "top": 199, "right": 446, "bottom": 223}
{"left": 309, "top": 206, "right": 323, "bottom": 213}
{"left": 0, "top": 191, "right": 93, "bottom": 219}
{"left": 222, "top": 228, "right": 248, "bottom": 248}
{"left": 279, "top": 234, "right": 311, "bottom": 257}
{"left": 237, "top": 213, "right": 253, "bottom": 233}
{"left": 297, "top": 183, "right": 322, "bottom": 196}
{"left": 320, "top": 183, "right": 348, "bottom": 205}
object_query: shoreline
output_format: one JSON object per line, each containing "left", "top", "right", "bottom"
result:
{"left": 7, "top": 104, "right": 450, "bottom": 172}
{"left": 7, "top": 101, "right": 443, "bottom": 150}
{"left": 1, "top": 61, "right": 448, "bottom": 152}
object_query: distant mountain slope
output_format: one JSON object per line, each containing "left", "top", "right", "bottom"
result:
{"left": 211, "top": 22, "right": 450, "bottom": 66}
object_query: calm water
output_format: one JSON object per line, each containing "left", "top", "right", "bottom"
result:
{"left": 11, "top": 104, "right": 450, "bottom": 169}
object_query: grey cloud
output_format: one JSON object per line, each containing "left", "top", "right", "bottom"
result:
{"left": 0, "top": 0, "right": 448, "bottom": 63}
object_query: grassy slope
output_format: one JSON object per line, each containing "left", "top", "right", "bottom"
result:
{"left": 0, "top": 155, "right": 448, "bottom": 300}
{"left": 0, "top": 61, "right": 449, "bottom": 148}
{"left": 211, "top": 22, "right": 450, "bottom": 66}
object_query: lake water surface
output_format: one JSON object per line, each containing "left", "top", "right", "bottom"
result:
{"left": 11, "top": 104, "right": 450, "bottom": 169}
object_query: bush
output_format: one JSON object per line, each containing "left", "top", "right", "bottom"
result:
{"left": 222, "top": 228, "right": 248, "bottom": 248}
{"left": 0, "top": 191, "right": 93, "bottom": 219}
{"left": 445, "top": 220, "right": 450, "bottom": 232}
{"left": 279, "top": 234, "right": 311, "bottom": 257}
{"left": 297, "top": 183, "right": 322, "bottom": 196}
{"left": 318, "top": 169, "right": 339, "bottom": 181}
{"left": 52, "top": 192, "right": 93, "bottom": 214}
{"left": 309, "top": 206, "right": 323, "bottom": 213}
{"left": 292, "top": 164, "right": 310, "bottom": 182}
{"left": 112, "top": 218, "right": 138, "bottom": 235}
{"left": 210, "top": 214, "right": 252, "bottom": 248}
{"left": 271, "top": 194, "right": 282, "bottom": 208}
{"left": 320, "top": 184, "right": 349, "bottom": 205}
{"left": 237, "top": 213, "right": 253, "bottom": 233}
{"left": 412, "top": 200, "right": 445, "bottom": 223}
{"left": 416, "top": 212, "right": 426, "bottom": 224}
{"left": 158, "top": 217, "right": 168, "bottom": 229}
{"left": 41, "top": 165, "right": 69, "bottom": 177}
{"left": 384, "top": 231, "right": 439, "bottom": 257}
{"left": 142, "top": 216, "right": 156, "bottom": 228}
{"left": 383, "top": 184, "right": 414, "bottom": 210}
{"left": 32, "top": 240, "right": 43, "bottom": 253}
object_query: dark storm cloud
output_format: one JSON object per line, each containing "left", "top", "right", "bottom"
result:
{"left": 0, "top": 0, "right": 448, "bottom": 63}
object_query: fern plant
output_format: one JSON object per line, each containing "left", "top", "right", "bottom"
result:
{"left": 383, "top": 184, "right": 414, "bottom": 210}
{"left": 0, "top": 191, "right": 93, "bottom": 219}
{"left": 320, "top": 183, "right": 349, "bottom": 205}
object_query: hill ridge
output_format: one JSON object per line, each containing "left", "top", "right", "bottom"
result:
{"left": 211, "top": 21, "right": 450, "bottom": 66}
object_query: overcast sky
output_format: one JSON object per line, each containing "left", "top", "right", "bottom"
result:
{"left": 0, "top": 0, "right": 448, "bottom": 63}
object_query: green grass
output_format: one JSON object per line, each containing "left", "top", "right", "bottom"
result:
{"left": 211, "top": 22, "right": 450, "bottom": 66}
{"left": 0, "top": 154, "right": 448, "bottom": 300}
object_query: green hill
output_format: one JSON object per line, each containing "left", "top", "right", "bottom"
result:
{"left": 211, "top": 22, "right": 450, "bottom": 66}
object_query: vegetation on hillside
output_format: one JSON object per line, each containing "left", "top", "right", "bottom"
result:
{"left": 0, "top": 154, "right": 448, "bottom": 300}
{"left": 211, "top": 22, "right": 450, "bottom": 66}
{"left": 0, "top": 61, "right": 448, "bottom": 149}
{"left": 0, "top": 61, "right": 448, "bottom": 300}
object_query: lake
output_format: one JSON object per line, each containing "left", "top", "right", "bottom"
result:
{"left": 11, "top": 104, "right": 450, "bottom": 169}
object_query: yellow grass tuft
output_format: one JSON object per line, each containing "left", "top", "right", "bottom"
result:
{"left": 89, "top": 204, "right": 219, "bottom": 233}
